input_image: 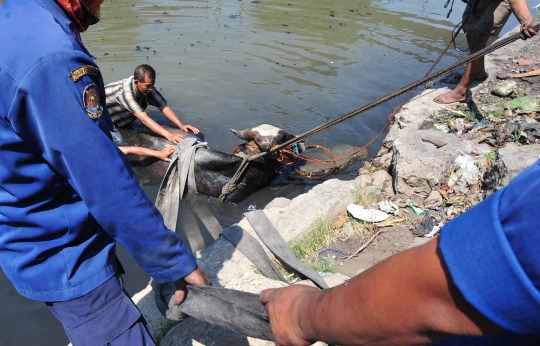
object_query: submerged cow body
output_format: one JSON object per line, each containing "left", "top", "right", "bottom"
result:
{"left": 133, "top": 124, "right": 305, "bottom": 202}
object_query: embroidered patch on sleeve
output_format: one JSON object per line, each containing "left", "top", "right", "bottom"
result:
{"left": 83, "top": 84, "right": 104, "bottom": 119}
{"left": 69, "top": 65, "right": 100, "bottom": 82}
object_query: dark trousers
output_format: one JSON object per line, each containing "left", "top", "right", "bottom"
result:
{"left": 46, "top": 275, "right": 156, "bottom": 346}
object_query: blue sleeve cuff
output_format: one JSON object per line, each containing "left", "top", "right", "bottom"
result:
{"left": 150, "top": 246, "right": 197, "bottom": 284}
{"left": 439, "top": 189, "right": 540, "bottom": 335}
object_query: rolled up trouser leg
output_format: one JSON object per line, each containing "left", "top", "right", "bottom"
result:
{"left": 155, "top": 283, "right": 274, "bottom": 341}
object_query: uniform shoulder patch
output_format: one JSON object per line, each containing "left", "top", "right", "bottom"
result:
{"left": 69, "top": 65, "right": 99, "bottom": 82}
{"left": 83, "top": 84, "right": 104, "bottom": 119}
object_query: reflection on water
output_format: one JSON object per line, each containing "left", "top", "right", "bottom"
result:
{"left": 2, "top": 0, "right": 523, "bottom": 344}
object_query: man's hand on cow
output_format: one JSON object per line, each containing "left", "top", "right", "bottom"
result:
{"left": 158, "top": 146, "right": 176, "bottom": 162}
{"left": 260, "top": 285, "right": 320, "bottom": 346}
{"left": 180, "top": 124, "right": 200, "bottom": 135}
{"left": 166, "top": 132, "right": 185, "bottom": 144}
{"left": 520, "top": 18, "right": 537, "bottom": 39}
{"left": 173, "top": 266, "right": 211, "bottom": 305}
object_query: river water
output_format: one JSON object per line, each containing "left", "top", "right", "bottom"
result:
{"left": 0, "top": 0, "right": 520, "bottom": 344}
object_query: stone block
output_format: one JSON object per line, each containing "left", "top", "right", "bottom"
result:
{"left": 391, "top": 130, "right": 473, "bottom": 195}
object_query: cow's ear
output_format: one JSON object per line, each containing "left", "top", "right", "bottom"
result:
{"left": 230, "top": 128, "right": 254, "bottom": 140}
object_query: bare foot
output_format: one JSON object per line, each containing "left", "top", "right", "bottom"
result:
{"left": 433, "top": 89, "right": 467, "bottom": 104}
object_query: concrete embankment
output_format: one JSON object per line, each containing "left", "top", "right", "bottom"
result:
{"left": 134, "top": 16, "right": 540, "bottom": 345}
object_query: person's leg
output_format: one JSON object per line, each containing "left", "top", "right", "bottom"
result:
{"left": 46, "top": 275, "right": 155, "bottom": 346}
{"left": 434, "top": 0, "right": 507, "bottom": 104}
{"left": 108, "top": 316, "right": 156, "bottom": 346}
{"left": 434, "top": 30, "right": 490, "bottom": 104}
{"left": 469, "top": 0, "right": 511, "bottom": 80}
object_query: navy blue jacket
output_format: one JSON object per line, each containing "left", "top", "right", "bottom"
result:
{"left": 0, "top": 0, "right": 196, "bottom": 302}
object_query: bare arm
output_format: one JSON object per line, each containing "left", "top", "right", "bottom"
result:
{"left": 119, "top": 145, "right": 176, "bottom": 162}
{"left": 261, "top": 238, "right": 500, "bottom": 346}
{"left": 133, "top": 111, "right": 185, "bottom": 143}
{"left": 507, "top": 0, "right": 537, "bottom": 39}
{"left": 159, "top": 105, "right": 200, "bottom": 135}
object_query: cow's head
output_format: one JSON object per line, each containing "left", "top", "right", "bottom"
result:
{"left": 230, "top": 124, "right": 305, "bottom": 158}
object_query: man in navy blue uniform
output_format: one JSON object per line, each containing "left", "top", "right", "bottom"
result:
{"left": 0, "top": 1, "right": 210, "bottom": 345}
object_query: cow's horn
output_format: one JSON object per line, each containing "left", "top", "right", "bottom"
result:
{"left": 230, "top": 128, "right": 254, "bottom": 140}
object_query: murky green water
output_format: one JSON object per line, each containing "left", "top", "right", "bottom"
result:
{"left": 1, "top": 1, "right": 522, "bottom": 344}
{"left": 88, "top": 0, "right": 465, "bottom": 161}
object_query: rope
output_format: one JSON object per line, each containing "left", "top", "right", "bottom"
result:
{"left": 217, "top": 152, "right": 250, "bottom": 202}
{"left": 452, "top": 0, "right": 476, "bottom": 52}
{"left": 444, "top": 0, "right": 456, "bottom": 18}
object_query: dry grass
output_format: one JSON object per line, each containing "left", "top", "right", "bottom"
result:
{"left": 286, "top": 184, "right": 386, "bottom": 273}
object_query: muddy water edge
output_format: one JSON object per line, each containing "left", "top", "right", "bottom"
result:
{"left": 0, "top": 0, "right": 521, "bottom": 344}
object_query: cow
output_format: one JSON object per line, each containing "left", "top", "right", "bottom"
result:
{"left": 132, "top": 124, "right": 305, "bottom": 202}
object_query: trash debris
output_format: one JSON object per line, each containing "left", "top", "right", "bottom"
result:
{"left": 449, "top": 118, "right": 465, "bottom": 133}
{"left": 347, "top": 204, "right": 388, "bottom": 222}
{"left": 318, "top": 248, "right": 347, "bottom": 259}
{"left": 413, "top": 213, "right": 433, "bottom": 236}
{"left": 473, "top": 118, "right": 490, "bottom": 130}
{"left": 424, "top": 222, "right": 444, "bottom": 238}
{"left": 448, "top": 154, "right": 479, "bottom": 192}
{"left": 491, "top": 80, "right": 516, "bottom": 97}
{"left": 377, "top": 200, "right": 399, "bottom": 216}
{"left": 407, "top": 203, "right": 426, "bottom": 215}
{"left": 421, "top": 137, "right": 447, "bottom": 148}
{"left": 507, "top": 96, "right": 540, "bottom": 113}
{"left": 375, "top": 218, "right": 405, "bottom": 227}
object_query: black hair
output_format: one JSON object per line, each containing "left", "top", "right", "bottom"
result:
{"left": 134, "top": 64, "right": 156, "bottom": 81}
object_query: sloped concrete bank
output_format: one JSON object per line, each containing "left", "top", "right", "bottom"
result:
{"left": 134, "top": 179, "right": 360, "bottom": 345}
{"left": 134, "top": 16, "right": 540, "bottom": 345}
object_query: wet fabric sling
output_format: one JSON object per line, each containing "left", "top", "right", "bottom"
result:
{"left": 154, "top": 282, "right": 275, "bottom": 341}
{"left": 153, "top": 140, "right": 329, "bottom": 340}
